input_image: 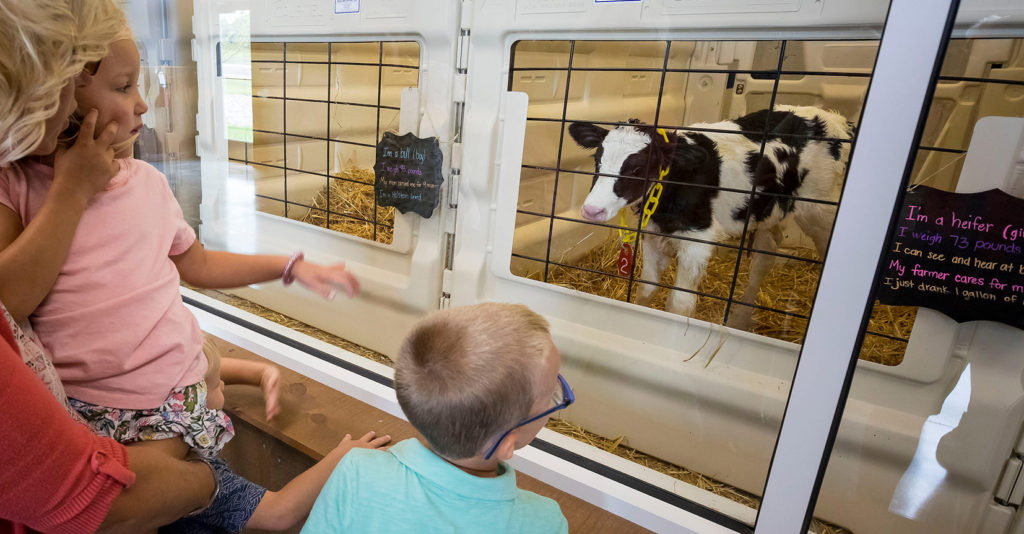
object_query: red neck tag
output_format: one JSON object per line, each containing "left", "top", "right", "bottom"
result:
{"left": 617, "top": 242, "right": 634, "bottom": 277}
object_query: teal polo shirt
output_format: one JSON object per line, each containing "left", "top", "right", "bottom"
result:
{"left": 302, "top": 438, "right": 568, "bottom": 533}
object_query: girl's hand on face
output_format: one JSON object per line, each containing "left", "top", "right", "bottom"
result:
{"left": 53, "top": 109, "right": 119, "bottom": 202}
{"left": 292, "top": 260, "right": 361, "bottom": 300}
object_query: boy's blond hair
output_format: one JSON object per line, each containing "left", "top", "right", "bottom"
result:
{"left": 395, "top": 303, "right": 552, "bottom": 460}
{"left": 0, "top": 0, "right": 126, "bottom": 166}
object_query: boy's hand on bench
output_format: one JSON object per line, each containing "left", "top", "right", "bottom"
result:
{"left": 328, "top": 430, "right": 392, "bottom": 463}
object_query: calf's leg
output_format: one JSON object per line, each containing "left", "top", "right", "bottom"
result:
{"left": 794, "top": 201, "right": 836, "bottom": 259}
{"left": 665, "top": 228, "right": 716, "bottom": 316}
{"left": 635, "top": 233, "right": 670, "bottom": 306}
{"left": 726, "top": 225, "right": 783, "bottom": 330}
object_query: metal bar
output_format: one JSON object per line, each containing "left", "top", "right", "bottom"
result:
{"left": 254, "top": 194, "right": 394, "bottom": 229}
{"left": 864, "top": 329, "right": 911, "bottom": 343}
{"left": 520, "top": 164, "right": 842, "bottom": 206}
{"left": 326, "top": 43, "right": 332, "bottom": 230}
{"left": 723, "top": 40, "right": 789, "bottom": 325}
{"left": 373, "top": 42, "right": 382, "bottom": 242}
{"left": 251, "top": 94, "right": 400, "bottom": 111}
{"left": 515, "top": 209, "right": 823, "bottom": 265}
{"left": 252, "top": 129, "right": 376, "bottom": 148}
{"left": 511, "top": 66, "right": 872, "bottom": 78}
{"left": 938, "top": 74, "right": 1024, "bottom": 86}
{"left": 526, "top": 117, "right": 855, "bottom": 144}
{"left": 623, "top": 39, "right": 673, "bottom": 303}
{"left": 510, "top": 252, "right": 811, "bottom": 320}
{"left": 235, "top": 161, "right": 373, "bottom": 188}
{"left": 252, "top": 59, "right": 419, "bottom": 69}
{"left": 543, "top": 41, "right": 575, "bottom": 283}
{"left": 918, "top": 144, "right": 966, "bottom": 154}
{"left": 282, "top": 43, "right": 288, "bottom": 219}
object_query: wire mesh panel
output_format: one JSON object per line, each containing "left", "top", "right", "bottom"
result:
{"left": 508, "top": 38, "right": 876, "bottom": 355}
{"left": 227, "top": 41, "right": 421, "bottom": 245}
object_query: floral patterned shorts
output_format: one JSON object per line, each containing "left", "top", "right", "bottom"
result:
{"left": 70, "top": 380, "right": 234, "bottom": 459}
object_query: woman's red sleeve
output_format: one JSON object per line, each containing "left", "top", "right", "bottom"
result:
{"left": 0, "top": 318, "right": 135, "bottom": 533}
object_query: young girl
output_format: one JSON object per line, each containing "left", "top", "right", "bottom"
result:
{"left": 4, "top": 25, "right": 357, "bottom": 454}
{"left": 0, "top": 26, "right": 388, "bottom": 530}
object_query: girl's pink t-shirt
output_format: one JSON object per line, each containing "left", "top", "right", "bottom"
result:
{"left": 0, "top": 158, "right": 206, "bottom": 409}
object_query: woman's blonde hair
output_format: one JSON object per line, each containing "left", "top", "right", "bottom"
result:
{"left": 0, "top": 0, "right": 126, "bottom": 167}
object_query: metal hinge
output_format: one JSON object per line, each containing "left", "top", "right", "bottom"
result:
{"left": 456, "top": 28, "right": 470, "bottom": 75}
{"left": 995, "top": 454, "right": 1024, "bottom": 507}
{"left": 443, "top": 232, "right": 456, "bottom": 270}
{"left": 456, "top": 1, "right": 471, "bottom": 79}
{"left": 449, "top": 142, "right": 463, "bottom": 208}
{"left": 440, "top": 292, "right": 451, "bottom": 309}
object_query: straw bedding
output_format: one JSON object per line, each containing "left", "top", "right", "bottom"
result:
{"left": 298, "top": 168, "right": 395, "bottom": 245}
{"left": 514, "top": 233, "right": 917, "bottom": 366}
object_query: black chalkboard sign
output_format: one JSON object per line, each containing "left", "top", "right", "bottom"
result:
{"left": 373, "top": 132, "right": 444, "bottom": 218}
{"left": 877, "top": 186, "right": 1024, "bottom": 330}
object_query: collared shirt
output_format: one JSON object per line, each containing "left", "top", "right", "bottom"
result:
{"left": 302, "top": 438, "right": 568, "bottom": 533}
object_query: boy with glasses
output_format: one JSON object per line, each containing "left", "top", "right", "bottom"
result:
{"left": 303, "top": 302, "right": 571, "bottom": 533}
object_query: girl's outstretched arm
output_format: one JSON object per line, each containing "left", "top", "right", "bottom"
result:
{"left": 170, "top": 241, "right": 359, "bottom": 299}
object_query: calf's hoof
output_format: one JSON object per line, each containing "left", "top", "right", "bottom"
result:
{"left": 725, "top": 306, "right": 754, "bottom": 330}
{"left": 666, "top": 293, "right": 697, "bottom": 317}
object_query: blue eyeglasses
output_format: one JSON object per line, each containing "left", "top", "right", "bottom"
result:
{"left": 484, "top": 373, "right": 574, "bottom": 460}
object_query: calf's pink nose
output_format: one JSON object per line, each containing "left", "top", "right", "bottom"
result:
{"left": 581, "top": 204, "right": 606, "bottom": 221}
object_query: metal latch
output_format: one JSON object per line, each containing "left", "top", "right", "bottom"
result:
{"left": 995, "top": 455, "right": 1024, "bottom": 507}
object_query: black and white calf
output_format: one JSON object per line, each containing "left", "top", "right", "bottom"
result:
{"left": 568, "top": 105, "right": 852, "bottom": 327}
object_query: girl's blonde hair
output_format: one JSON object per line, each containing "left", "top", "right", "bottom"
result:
{"left": 0, "top": 0, "right": 126, "bottom": 167}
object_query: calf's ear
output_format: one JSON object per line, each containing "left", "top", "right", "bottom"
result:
{"left": 568, "top": 122, "right": 609, "bottom": 148}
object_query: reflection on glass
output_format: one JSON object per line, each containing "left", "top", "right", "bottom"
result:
{"left": 889, "top": 364, "right": 970, "bottom": 520}
{"left": 220, "top": 12, "right": 253, "bottom": 144}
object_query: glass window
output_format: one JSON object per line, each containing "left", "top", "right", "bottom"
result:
{"left": 508, "top": 37, "right": 884, "bottom": 530}
{"left": 813, "top": 7, "right": 1024, "bottom": 533}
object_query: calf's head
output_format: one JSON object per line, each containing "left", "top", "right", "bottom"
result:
{"left": 569, "top": 120, "right": 705, "bottom": 223}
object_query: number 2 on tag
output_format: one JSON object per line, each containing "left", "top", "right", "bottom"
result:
{"left": 618, "top": 242, "right": 634, "bottom": 277}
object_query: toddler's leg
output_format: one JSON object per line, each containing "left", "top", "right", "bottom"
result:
{"left": 158, "top": 457, "right": 267, "bottom": 534}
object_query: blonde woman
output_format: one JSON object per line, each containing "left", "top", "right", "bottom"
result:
{"left": 0, "top": 1, "right": 216, "bottom": 531}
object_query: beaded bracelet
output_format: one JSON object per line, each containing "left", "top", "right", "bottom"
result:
{"left": 282, "top": 251, "right": 304, "bottom": 286}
